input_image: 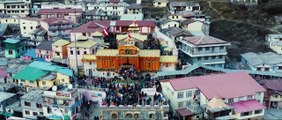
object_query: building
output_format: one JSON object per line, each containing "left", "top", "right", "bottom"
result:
{"left": 127, "top": 3, "right": 142, "bottom": 14}
{"left": 266, "top": 34, "right": 282, "bottom": 54}
{"left": 86, "top": 0, "right": 129, "bottom": 17}
{"left": 20, "top": 90, "right": 44, "bottom": 119}
{"left": 0, "top": 0, "right": 31, "bottom": 17}
{"left": 179, "top": 36, "right": 230, "bottom": 68}
{"left": 161, "top": 27, "right": 192, "bottom": 42}
{"left": 42, "top": 86, "right": 82, "bottom": 120}
{"left": 36, "top": 41, "right": 53, "bottom": 62}
{"left": 29, "top": 27, "right": 48, "bottom": 47}
{"left": 20, "top": 17, "right": 40, "bottom": 38}
{"left": 0, "top": 69, "right": 8, "bottom": 83}
{"left": 0, "top": 92, "right": 17, "bottom": 118}
{"left": 160, "top": 72, "right": 266, "bottom": 119}
{"left": 0, "top": 16, "right": 19, "bottom": 24}
{"left": 113, "top": 20, "right": 155, "bottom": 35}
{"left": 52, "top": 39, "right": 70, "bottom": 59}
{"left": 38, "top": 8, "right": 83, "bottom": 23}
{"left": 153, "top": 0, "right": 168, "bottom": 7}
{"left": 13, "top": 61, "right": 73, "bottom": 91}
{"left": 82, "top": 39, "right": 178, "bottom": 77}
{"left": 120, "top": 14, "right": 143, "bottom": 21}
{"left": 31, "top": 2, "right": 84, "bottom": 17}
{"left": 70, "top": 20, "right": 110, "bottom": 41}
{"left": 67, "top": 40, "right": 98, "bottom": 69}
{"left": 182, "top": 19, "right": 209, "bottom": 36}
{"left": 230, "top": 0, "right": 259, "bottom": 5}
{"left": 100, "top": 88, "right": 169, "bottom": 120}
{"left": 241, "top": 52, "right": 282, "bottom": 72}
{"left": 260, "top": 80, "right": 282, "bottom": 109}
{"left": 3, "top": 38, "right": 27, "bottom": 58}
{"left": 169, "top": 2, "right": 200, "bottom": 14}
{"left": 40, "top": 17, "right": 74, "bottom": 40}
{"left": 83, "top": 9, "right": 109, "bottom": 22}
{"left": 158, "top": 19, "right": 179, "bottom": 30}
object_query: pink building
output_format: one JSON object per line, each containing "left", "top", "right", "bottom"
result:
{"left": 40, "top": 17, "right": 73, "bottom": 39}
{"left": 38, "top": 8, "right": 83, "bottom": 23}
{"left": 36, "top": 41, "right": 53, "bottom": 61}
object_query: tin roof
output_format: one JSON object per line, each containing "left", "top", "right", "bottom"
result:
{"left": 230, "top": 100, "right": 265, "bottom": 113}
{"left": 68, "top": 40, "right": 97, "bottom": 48}
{"left": 96, "top": 49, "right": 118, "bottom": 56}
{"left": 182, "top": 36, "right": 228, "bottom": 45}
{"left": 38, "top": 8, "right": 83, "bottom": 14}
{"left": 36, "top": 41, "right": 53, "bottom": 51}
{"left": 3, "top": 38, "right": 20, "bottom": 44}
{"left": 13, "top": 66, "right": 49, "bottom": 81}
{"left": 160, "top": 56, "right": 178, "bottom": 63}
{"left": 241, "top": 52, "right": 282, "bottom": 66}
{"left": 52, "top": 39, "right": 70, "bottom": 46}
{"left": 139, "top": 50, "right": 160, "bottom": 57}
{"left": 0, "top": 92, "right": 15, "bottom": 103}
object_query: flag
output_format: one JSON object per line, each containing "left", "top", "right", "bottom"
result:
{"left": 103, "top": 27, "right": 109, "bottom": 36}
{"left": 127, "top": 32, "right": 131, "bottom": 39}
{"left": 193, "top": 92, "right": 197, "bottom": 101}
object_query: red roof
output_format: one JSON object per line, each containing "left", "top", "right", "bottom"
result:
{"left": 175, "top": 108, "right": 193, "bottom": 117}
{"left": 38, "top": 8, "right": 83, "bottom": 14}
{"left": 167, "top": 72, "right": 265, "bottom": 99}
{"left": 72, "top": 20, "right": 110, "bottom": 33}
{"left": 0, "top": 69, "right": 7, "bottom": 78}
{"left": 115, "top": 20, "right": 155, "bottom": 27}
{"left": 229, "top": 100, "right": 265, "bottom": 113}
{"left": 41, "top": 17, "right": 72, "bottom": 25}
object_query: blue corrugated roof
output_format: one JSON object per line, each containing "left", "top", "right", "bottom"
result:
{"left": 0, "top": 24, "right": 8, "bottom": 36}
{"left": 28, "top": 61, "right": 73, "bottom": 76}
{"left": 23, "top": 49, "right": 36, "bottom": 58}
{"left": 3, "top": 38, "right": 20, "bottom": 44}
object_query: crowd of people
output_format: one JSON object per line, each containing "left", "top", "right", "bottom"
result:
{"left": 118, "top": 65, "right": 138, "bottom": 80}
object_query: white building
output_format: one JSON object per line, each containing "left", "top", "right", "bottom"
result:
{"left": 169, "top": 1, "right": 200, "bottom": 14}
{"left": 153, "top": 0, "right": 168, "bottom": 7}
{"left": 20, "top": 90, "right": 44, "bottom": 119}
{"left": 20, "top": 17, "right": 40, "bottom": 38}
{"left": 179, "top": 36, "right": 230, "bottom": 68}
{"left": 0, "top": 0, "right": 31, "bottom": 17}
{"left": 86, "top": 0, "right": 129, "bottom": 17}
{"left": 230, "top": 0, "right": 259, "bottom": 5}
{"left": 160, "top": 72, "right": 266, "bottom": 119}
{"left": 241, "top": 52, "right": 282, "bottom": 72}
{"left": 158, "top": 19, "right": 179, "bottom": 30}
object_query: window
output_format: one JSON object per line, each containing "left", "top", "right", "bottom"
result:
{"left": 186, "top": 101, "right": 191, "bottom": 106}
{"left": 204, "top": 56, "right": 209, "bottom": 60}
{"left": 186, "top": 91, "right": 192, "bottom": 98}
{"left": 247, "top": 95, "right": 253, "bottom": 100}
{"left": 279, "top": 66, "right": 282, "bottom": 70}
{"left": 178, "top": 102, "right": 183, "bottom": 108}
{"left": 212, "top": 56, "right": 216, "bottom": 59}
{"left": 24, "top": 101, "right": 31, "bottom": 106}
{"left": 197, "top": 57, "right": 202, "bottom": 61}
{"left": 195, "top": 90, "right": 200, "bottom": 95}
{"left": 240, "top": 111, "right": 252, "bottom": 117}
{"left": 198, "top": 47, "right": 202, "bottom": 51}
{"left": 228, "top": 98, "right": 234, "bottom": 103}
{"left": 220, "top": 46, "right": 224, "bottom": 50}
{"left": 62, "top": 79, "right": 65, "bottom": 82}
{"left": 33, "top": 112, "right": 38, "bottom": 116}
{"left": 8, "top": 50, "right": 13, "bottom": 55}
{"left": 70, "top": 50, "right": 73, "bottom": 55}
{"left": 56, "top": 52, "right": 60, "bottom": 56}
{"left": 257, "top": 68, "right": 261, "bottom": 71}
{"left": 42, "top": 81, "right": 46, "bottom": 85}
{"left": 219, "top": 56, "right": 223, "bottom": 59}
{"left": 177, "top": 92, "right": 184, "bottom": 99}
{"left": 254, "top": 110, "right": 262, "bottom": 114}
{"left": 25, "top": 110, "right": 30, "bottom": 115}
{"left": 36, "top": 103, "right": 42, "bottom": 108}
{"left": 89, "top": 62, "right": 92, "bottom": 65}
{"left": 30, "top": 26, "right": 33, "bottom": 29}
{"left": 265, "top": 68, "right": 270, "bottom": 71}
{"left": 82, "top": 33, "right": 86, "bottom": 36}
{"left": 77, "top": 51, "right": 80, "bottom": 55}
{"left": 84, "top": 51, "right": 87, "bottom": 54}
{"left": 206, "top": 47, "right": 210, "bottom": 50}
{"left": 23, "top": 26, "right": 26, "bottom": 30}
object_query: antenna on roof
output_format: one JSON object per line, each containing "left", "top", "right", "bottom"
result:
{"left": 52, "top": 86, "right": 57, "bottom": 91}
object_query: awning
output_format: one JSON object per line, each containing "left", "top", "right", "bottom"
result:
{"left": 229, "top": 100, "right": 265, "bottom": 113}
{"left": 63, "top": 115, "right": 70, "bottom": 120}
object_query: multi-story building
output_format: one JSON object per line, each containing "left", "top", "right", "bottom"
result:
{"left": 3, "top": 38, "right": 27, "bottom": 58}
{"left": 36, "top": 41, "right": 53, "bottom": 62}
{"left": 260, "top": 80, "right": 282, "bottom": 109}
{"left": 42, "top": 86, "right": 82, "bottom": 120}
{"left": 40, "top": 17, "right": 74, "bottom": 40}
{"left": 230, "top": 0, "right": 259, "bottom": 5}
{"left": 179, "top": 36, "right": 230, "bottom": 68}
{"left": 20, "top": 17, "right": 40, "bottom": 38}
{"left": 169, "top": 1, "right": 200, "bottom": 14}
{"left": 38, "top": 8, "right": 83, "bottom": 23}
{"left": 31, "top": 2, "right": 84, "bottom": 17}
{"left": 0, "top": 0, "right": 31, "bottom": 17}
{"left": 67, "top": 40, "right": 98, "bottom": 69}
{"left": 29, "top": 27, "right": 48, "bottom": 47}
{"left": 160, "top": 72, "right": 266, "bottom": 120}
{"left": 0, "top": 16, "right": 19, "bottom": 24}
{"left": 52, "top": 39, "right": 70, "bottom": 60}
{"left": 241, "top": 52, "right": 282, "bottom": 72}
{"left": 83, "top": 9, "right": 108, "bottom": 22}
{"left": 13, "top": 61, "right": 73, "bottom": 91}
{"left": 86, "top": 0, "right": 129, "bottom": 17}
{"left": 20, "top": 90, "right": 44, "bottom": 119}
{"left": 153, "top": 0, "right": 168, "bottom": 7}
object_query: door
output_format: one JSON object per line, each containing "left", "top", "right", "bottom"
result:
{"left": 89, "top": 69, "right": 93, "bottom": 77}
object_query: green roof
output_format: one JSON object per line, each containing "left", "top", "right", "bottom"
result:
{"left": 0, "top": 111, "right": 13, "bottom": 117}
{"left": 13, "top": 66, "right": 49, "bottom": 81}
